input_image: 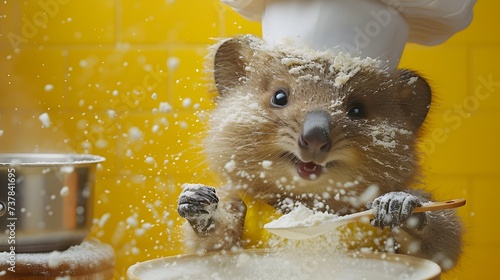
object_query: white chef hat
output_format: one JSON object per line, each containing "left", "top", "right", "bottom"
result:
{"left": 221, "top": 0, "right": 476, "bottom": 71}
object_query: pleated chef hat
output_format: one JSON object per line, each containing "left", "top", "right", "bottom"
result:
{"left": 221, "top": 0, "right": 475, "bottom": 71}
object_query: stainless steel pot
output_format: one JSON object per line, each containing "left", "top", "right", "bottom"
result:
{"left": 0, "top": 153, "right": 105, "bottom": 253}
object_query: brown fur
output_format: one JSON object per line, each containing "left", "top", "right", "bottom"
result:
{"left": 181, "top": 35, "right": 463, "bottom": 270}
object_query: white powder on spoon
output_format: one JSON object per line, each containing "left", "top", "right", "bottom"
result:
{"left": 265, "top": 203, "right": 339, "bottom": 228}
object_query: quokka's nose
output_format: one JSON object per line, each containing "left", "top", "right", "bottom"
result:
{"left": 298, "top": 111, "right": 332, "bottom": 159}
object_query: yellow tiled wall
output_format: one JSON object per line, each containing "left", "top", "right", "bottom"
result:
{"left": 0, "top": 0, "right": 498, "bottom": 279}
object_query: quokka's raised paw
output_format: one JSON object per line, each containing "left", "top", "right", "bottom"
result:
{"left": 367, "top": 192, "right": 428, "bottom": 230}
{"left": 177, "top": 184, "right": 219, "bottom": 235}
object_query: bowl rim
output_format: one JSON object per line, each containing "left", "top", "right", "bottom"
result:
{"left": 127, "top": 249, "right": 441, "bottom": 280}
{"left": 0, "top": 153, "right": 105, "bottom": 167}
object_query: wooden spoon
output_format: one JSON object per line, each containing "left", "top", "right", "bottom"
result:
{"left": 264, "top": 198, "right": 466, "bottom": 240}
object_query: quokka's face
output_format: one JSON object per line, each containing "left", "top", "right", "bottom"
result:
{"left": 205, "top": 35, "right": 431, "bottom": 199}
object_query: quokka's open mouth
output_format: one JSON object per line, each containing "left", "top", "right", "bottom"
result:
{"left": 294, "top": 160, "right": 323, "bottom": 181}
{"left": 279, "top": 152, "right": 335, "bottom": 181}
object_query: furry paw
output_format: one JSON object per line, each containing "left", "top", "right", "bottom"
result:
{"left": 177, "top": 184, "right": 219, "bottom": 234}
{"left": 367, "top": 192, "right": 427, "bottom": 230}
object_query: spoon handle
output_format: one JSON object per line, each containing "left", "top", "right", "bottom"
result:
{"left": 413, "top": 198, "right": 466, "bottom": 213}
{"left": 343, "top": 198, "right": 466, "bottom": 223}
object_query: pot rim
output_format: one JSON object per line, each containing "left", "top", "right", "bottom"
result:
{"left": 0, "top": 153, "right": 105, "bottom": 167}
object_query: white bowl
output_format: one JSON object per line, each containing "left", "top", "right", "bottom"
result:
{"left": 127, "top": 249, "right": 441, "bottom": 280}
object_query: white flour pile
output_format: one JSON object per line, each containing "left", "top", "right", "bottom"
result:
{"left": 264, "top": 203, "right": 339, "bottom": 229}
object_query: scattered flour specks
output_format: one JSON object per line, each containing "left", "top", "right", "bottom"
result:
{"left": 47, "top": 251, "right": 62, "bottom": 268}
{"left": 224, "top": 160, "right": 236, "bottom": 173}
{"left": 407, "top": 76, "right": 418, "bottom": 85}
{"left": 107, "top": 110, "right": 117, "bottom": 119}
{"left": 59, "top": 186, "right": 69, "bottom": 197}
{"left": 145, "top": 156, "right": 155, "bottom": 164}
{"left": 44, "top": 84, "right": 54, "bottom": 92}
{"left": 38, "top": 112, "right": 51, "bottom": 128}
{"left": 128, "top": 127, "right": 143, "bottom": 141}
{"left": 368, "top": 123, "right": 412, "bottom": 150}
{"left": 126, "top": 215, "right": 139, "bottom": 227}
{"left": 60, "top": 166, "right": 74, "bottom": 173}
{"left": 98, "top": 213, "right": 111, "bottom": 228}
{"left": 167, "top": 57, "right": 180, "bottom": 71}
{"left": 95, "top": 139, "right": 108, "bottom": 149}
{"left": 261, "top": 160, "right": 273, "bottom": 169}
{"left": 159, "top": 102, "right": 173, "bottom": 113}
{"left": 218, "top": 93, "right": 269, "bottom": 127}
{"left": 182, "top": 98, "right": 192, "bottom": 108}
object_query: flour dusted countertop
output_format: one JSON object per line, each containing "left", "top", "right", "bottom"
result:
{"left": 0, "top": 239, "right": 115, "bottom": 279}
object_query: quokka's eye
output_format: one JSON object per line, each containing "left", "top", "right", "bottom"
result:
{"left": 271, "top": 90, "right": 288, "bottom": 107}
{"left": 347, "top": 101, "right": 366, "bottom": 118}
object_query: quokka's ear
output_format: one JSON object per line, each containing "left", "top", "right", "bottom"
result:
{"left": 212, "top": 35, "right": 259, "bottom": 95}
{"left": 394, "top": 69, "right": 432, "bottom": 131}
